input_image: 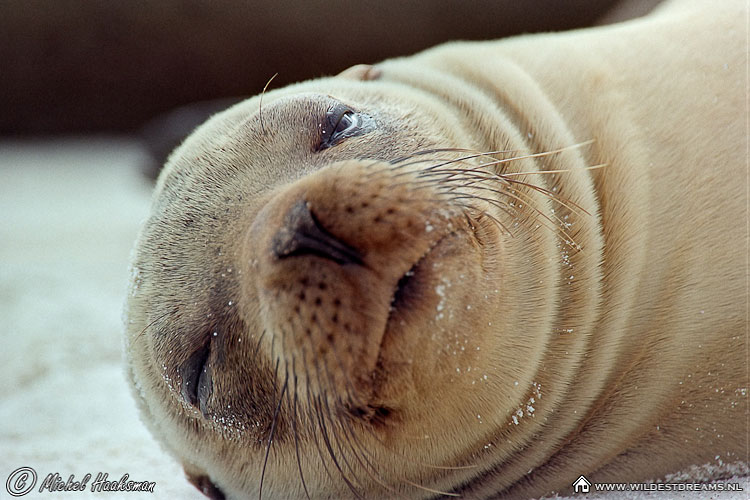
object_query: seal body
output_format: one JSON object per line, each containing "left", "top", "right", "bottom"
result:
{"left": 124, "top": 1, "right": 748, "bottom": 498}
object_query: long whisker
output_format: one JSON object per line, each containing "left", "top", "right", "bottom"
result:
{"left": 390, "top": 168, "right": 588, "bottom": 231}
{"left": 388, "top": 144, "right": 526, "bottom": 170}
{"left": 501, "top": 176, "right": 589, "bottom": 215}
{"left": 300, "top": 344, "right": 337, "bottom": 486}
{"left": 287, "top": 357, "right": 311, "bottom": 500}
{"left": 134, "top": 309, "right": 175, "bottom": 343}
{"left": 388, "top": 146, "right": 518, "bottom": 167}
{"left": 320, "top": 392, "right": 366, "bottom": 492}
{"left": 259, "top": 370, "right": 288, "bottom": 500}
{"left": 316, "top": 355, "right": 365, "bottom": 492}
{"left": 252, "top": 329, "right": 267, "bottom": 359}
{"left": 390, "top": 140, "right": 593, "bottom": 180}
{"left": 411, "top": 164, "right": 590, "bottom": 216}
{"left": 419, "top": 166, "right": 587, "bottom": 248}
{"left": 401, "top": 479, "right": 461, "bottom": 497}
{"left": 457, "top": 204, "right": 514, "bottom": 236}
{"left": 313, "top": 391, "right": 364, "bottom": 499}
{"left": 258, "top": 72, "right": 279, "bottom": 136}
{"left": 339, "top": 413, "right": 467, "bottom": 497}
{"left": 501, "top": 162, "right": 607, "bottom": 177}
{"left": 443, "top": 191, "right": 518, "bottom": 228}
{"left": 445, "top": 179, "right": 575, "bottom": 233}
{"left": 336, "top": 414, "right": 407, "bottom": 498}
{"left": 305, "top": 339, "right": 363, "bottom": 498}
{"left": 475, "top": 140, "right": 595, "bottom": 174}
{"left": 356, "top": 421, "right": 478, "bottom": 472}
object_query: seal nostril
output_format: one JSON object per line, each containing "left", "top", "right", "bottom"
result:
{"left": 272, "top": 200, "right": 363, "bottom": 265}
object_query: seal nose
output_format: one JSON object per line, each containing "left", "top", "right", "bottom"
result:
{"left": 271, "top": 200, "right": 364, "bottom": 266}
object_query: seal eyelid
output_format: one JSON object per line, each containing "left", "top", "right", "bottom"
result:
{"left": 178, "top": 341, "right": 213, "bottom": 417}
{"left": 333, "top": 112, "right": 359, "bottom": 138}
{"left": 318, "top": 104, "right": 372, "bottom": 150}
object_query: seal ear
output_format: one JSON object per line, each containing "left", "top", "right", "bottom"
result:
{"left": 185, "top": 470, "right": 226, "bottom": 500}
{"left": 337, "top": 64, "right": 382, "bottom": 81}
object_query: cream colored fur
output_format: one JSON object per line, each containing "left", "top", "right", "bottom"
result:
{"left": 124, "top": 1, "right": 747, "bottom": 498}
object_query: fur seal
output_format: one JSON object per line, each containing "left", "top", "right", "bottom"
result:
{"left": 124, "top": 0, "right": 748, "bottom": 498}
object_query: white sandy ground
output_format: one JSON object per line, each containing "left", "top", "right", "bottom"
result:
{"left": 0, "top": 138, "right": 746, "bottom": 499}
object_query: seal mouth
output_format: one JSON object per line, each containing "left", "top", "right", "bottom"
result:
{"left": 346, "top": 231, "right": 458, "bottom": 421}
{"left": 383, "top": 231, "right": 456, "bottom": 343}
{"left": 335, "top": 232, "right": 459, "bottom": 423}
{"left": 389, "top": 233, "right": 453, "bottom": 317}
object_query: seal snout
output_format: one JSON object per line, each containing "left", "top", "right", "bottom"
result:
{"left": 271, "top": 200, "right": 364, "bottom": 266}
{"left": 245, "top": 160, "right": 460, "bottom": 405}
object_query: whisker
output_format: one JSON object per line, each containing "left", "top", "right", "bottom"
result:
{"left": 449, "top": 199, "right": 514, "bottom": 237}
{"left": 388, "top": 147, "right": 519, "bottom": 173}
{"left": 252, "top": 329, "right": 267, "bottom": 360}
{"left": 313, "top": 391, "right": 364, "bottom": 499}
{"left": 448, "top": 193, "right": 525, "bottom": 237}
{"left": 443, "top": 188, "right": 517, "bottom": 220}
{"left": 336, "top": 412, "right": 407, "bottom": 498}
{"left": 339, "top": 411, "right": 470, "bottom": 497}
{"left": 447, "top": 180, "right": 574, "bottom": 233}
{"left": 300, "top": 345, "right": 337, "bottom": 486}
{"left": 134, "top": 309, "right": 175, "bottom": 343}
{"left": 372, "top": 156, "right": 457, "bottom": 178}
{"left": 411, "top": 165, "right": 590, "bottom": 217}
{"left": 456, "top": 188, "right": 582, "bottom": 249}
{"left": 391, "top": 169, "right": 579, "bottom": 234}
{"left": 390, "top": 140, "right": 592, "bottom": 180}
{"left": 501, "top": 176, "right": 589, "bottom": 216}
{"left": 304, "top": 338, "right": 363, "bottom": 498}
{"left": 458, "top": 206, "right": 513, "bottom": 237}
{"left": 259, "top": 371, "right": 287, "bottom": 500}
{"left": 320, "top": 392, "right": 366, "bottom": 492}
{"left": 287, "top": 357, "right": 311, "bottom": 500}
{"left": 501, "top": 162, "right": 607, "bottom": 178}
{"left": 476, "top": 140, "right": 595, "bottom": 174}
{"left": 401, "top": 478, "right": 461, "bottom": 497}
{"left": 357, "top": 422, "right": 478, "bottom": 471}
{"left": 316, "top": 355, "right": 365, "bottom": 491}
{"left": 258, "top": 72, "right": 279, "bottom": 136}
{"left": 423, "top": 167, "right": 586, "bottom": 248}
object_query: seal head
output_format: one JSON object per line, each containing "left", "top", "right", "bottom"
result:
{"left": 125, "top": 66, "right": 593, "bottom": 498}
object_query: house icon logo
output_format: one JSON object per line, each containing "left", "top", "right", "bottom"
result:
{"left": 572, "top": 475, "right": 592, "bottom": 493}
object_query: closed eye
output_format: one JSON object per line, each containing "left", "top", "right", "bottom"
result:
{"left": 178, "top": 341, "right": 213, "bottom": 417}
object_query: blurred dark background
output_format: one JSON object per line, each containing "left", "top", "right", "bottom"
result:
{"left": 0, "top": 0, "right": 625, "bottom": 136}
